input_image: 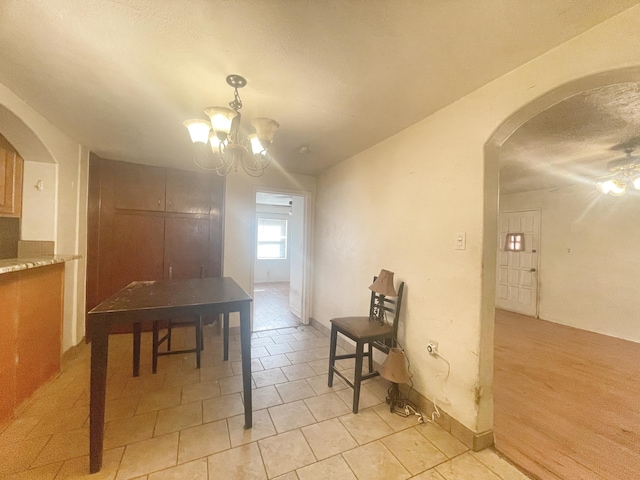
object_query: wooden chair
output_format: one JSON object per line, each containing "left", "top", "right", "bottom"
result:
{"left": 152, "top": 267, "right": 204, "bottom": 373}
{"left": 328, "top": 277, "right": 405, "bottom": 413}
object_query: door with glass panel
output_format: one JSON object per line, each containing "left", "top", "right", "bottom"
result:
{"left": 495, "top": 210, "right": 540, "bottom": 316}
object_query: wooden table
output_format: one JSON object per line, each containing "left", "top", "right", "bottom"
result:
{"left": 87, "top": 277, "right": 252, "bottom": 473}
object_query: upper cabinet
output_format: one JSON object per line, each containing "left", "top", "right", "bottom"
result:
{"left": 0, "top": 134, "right": 23, "bottom": 218}
{"left": 113, "top": 161, "right": 213, "bottom": 214}
{"left": 114, "top": 162, "right": 166, "bottom": 211}
{"left": 165, "top": 168, "right": 214, "bottom": 214}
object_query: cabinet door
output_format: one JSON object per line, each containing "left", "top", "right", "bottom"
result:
{"left": 0, "top": 136, "right": 23, "bottom": 217}
{"left": 165, "top": 169, "right": 213, "bottom": 214}
{"left": 113, "top": 161, "right": 166, "bottom": 211}
{"left": 111, "top": 213, "right": 165, "bottom": 293}
{"left": 164, "top": 216, "right": 210, "bottom": 279}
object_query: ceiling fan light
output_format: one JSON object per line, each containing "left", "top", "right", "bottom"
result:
{"left": 251, "top": 117, "right": 279, "bottom": 149}
{"left": 183, "top": 119, "right": 211, "bottom": 144}
{"left": 204, "top": 107, "right": 237, "bottom": 135}
{"left": 633, "top": 176, "right": 640, "bottom": 191}
{"left": 609, "top": 178, "right": 626, "bottom": 196}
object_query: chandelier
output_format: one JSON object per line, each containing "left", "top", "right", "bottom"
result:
{"left": 596, "top": 148, "right": 640, "bottom": 196}
{"left": 183, "top": 75, "right": 279, "bottom": 177}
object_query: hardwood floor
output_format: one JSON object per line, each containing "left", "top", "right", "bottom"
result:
{"left": 494, "top": 309, "right": 640, "bottom": 480}
{"left": 253, "top": 282, "right": 302, "bottom": 331}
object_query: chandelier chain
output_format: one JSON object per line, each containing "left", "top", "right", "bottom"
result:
{"left": 229, "top": 88, "right": 243, "bottom": 112}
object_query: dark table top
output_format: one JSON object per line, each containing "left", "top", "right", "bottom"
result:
{"left": 88, "top": 276, "right": 252, "bottom": 317}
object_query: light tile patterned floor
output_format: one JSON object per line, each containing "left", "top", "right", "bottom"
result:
{"left": 0, "top": 324, "right": 531, "bottom": 479}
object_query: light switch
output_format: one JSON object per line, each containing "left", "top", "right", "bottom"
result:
{"left": 455, "top": 232, "right": 466, "bottom": 250}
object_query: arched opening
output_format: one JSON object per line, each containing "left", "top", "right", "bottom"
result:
{"left": 0, "top": 105, "right": 57, "bottom": 243}
{"left": 484, "top": 66, "right": 640, "bottom": 478}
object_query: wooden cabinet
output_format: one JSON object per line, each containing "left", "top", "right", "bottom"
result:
{"left": 113, "top": 162, "right": 214, "bottom": 214}
{"left": 86, "top": 156, "right": 225, "bottom": 335}
{"left": 0, "top": 263, "right": 64, "bottom": 426}
{"left": 165, "top": 169, "right": 213, "bottom": 214}
{"left": 111, "top": 213, "right": 165, "bottom": 292}
{"left": 114, "top": 162, "right": 166, "bottom": 211}
{"left": 0, "top": 134, "right": 23, "bottom": 218}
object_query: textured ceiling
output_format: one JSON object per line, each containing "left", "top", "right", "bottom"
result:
{"left": 0, "top": 0, "right": 639, "bottom": 179}
{"left": 500, "top": 83, "right": 640, "bottom": 194}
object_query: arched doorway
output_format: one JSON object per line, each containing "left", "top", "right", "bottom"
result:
{"left": 484, "top": 67, "right": 640, "bottom": 479}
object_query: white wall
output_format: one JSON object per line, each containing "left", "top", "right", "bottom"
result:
{"left": 289, "top": 195, "right": 305, "bottom": 318}
{"left": 500, "top": 185, "right": 640, "bottom": 343}
{"left": 0, "top": 84, "right": 88, "bottom": 352}
{"left": 313, "top": 5, "right": 640, "bottom": 434}
{"left": 224, "top": 169, "right": 316, "bottom": 327}
{"left": 21, "top": 161, "right": 56, "bottom": 241}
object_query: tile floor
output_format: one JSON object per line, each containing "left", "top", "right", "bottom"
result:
{"left": 0, "top": 323, "right": 531, "bottom": 479}
{"left": 253, "top": 282, "right": 301, "bottom": 331}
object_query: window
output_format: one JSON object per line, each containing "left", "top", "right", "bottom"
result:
{"left": 505, "top": 233, "right": 524, "bottom": 252}
{"left": 257, "top": 217, "right": 288, "bottom": 259}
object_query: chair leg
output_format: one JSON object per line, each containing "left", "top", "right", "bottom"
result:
{"left": 152, "top": 321, "right": 159, "bottom": 374}
{"left": 167, "top": 323, "right": 172, "bottom": 351}
{"left": 328, "top": 324, "right": 338, "bottom": 387}
{"left": 367, "top": 341, "right": 374, "bottom": 373}
{"left": 223, "top": 312, "right": 229, "bottom": 361}
{"left": 195, "top": 316, "right": 202, "bottom": 369}
{"left": 353, "top": 341, "right": 364, "bottom": 414}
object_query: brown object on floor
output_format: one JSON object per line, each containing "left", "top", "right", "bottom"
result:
{"left": 494, "top": 309, "right": 640, "bottom": 480}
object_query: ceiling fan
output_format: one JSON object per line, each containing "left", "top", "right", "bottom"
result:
{"left": 596, "top": 143, "right": 640, "bottom": 196}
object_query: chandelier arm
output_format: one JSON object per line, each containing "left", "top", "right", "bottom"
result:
{"left": 240, "top": 153, "right": 272, "bottom": 172}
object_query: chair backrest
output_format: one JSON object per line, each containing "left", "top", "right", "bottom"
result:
{"left": 369, "top": 275, "right": 405, "bottom": 349}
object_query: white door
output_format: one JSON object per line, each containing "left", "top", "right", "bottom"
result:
{"left": 495, "top": 210, "right": 540, "bottom": 316}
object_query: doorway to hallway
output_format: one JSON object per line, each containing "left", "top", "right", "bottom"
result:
{"left": 252, "top": 189, "right": 310, "bottom": 332}
{"left": 253, "top": 282, "right": 302, "bottom": 331}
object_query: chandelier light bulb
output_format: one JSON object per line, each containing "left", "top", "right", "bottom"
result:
{"left": 633, "top": 176, "right": 640, "bottom": 191}
{"left": 248, "top": 134, "right": 263, "bottom": 155}
{"left": 183, "top": 119, "right": 211, "bottom": 144}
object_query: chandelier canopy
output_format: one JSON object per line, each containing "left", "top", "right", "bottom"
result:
{"left": 596, "top": 147, "right": 640, "bottom": 196}
{"left": 184, "top": 75, "right": 279, "bottom": 177}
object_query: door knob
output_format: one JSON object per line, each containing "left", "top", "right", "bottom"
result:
{"left": 530, "top": 268, "right": 536, "bottom": 272}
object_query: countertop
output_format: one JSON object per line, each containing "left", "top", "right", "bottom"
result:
{"left": 0, "top": 255, "right": 81, "bottom": 275}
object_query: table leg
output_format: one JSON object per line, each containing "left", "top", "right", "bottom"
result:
{"left": 90, "top": 320, "right": 110, "bottom": 473}
{"left": 239, "top": 302, "right": 252, "bottom": 429}
{"left": 133, "top": 322, "right": 141, "bottom": 377}
{"left": 223, "top": 312, "right": 229, "bottom": 361}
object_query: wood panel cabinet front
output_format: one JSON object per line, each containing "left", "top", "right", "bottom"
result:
{"left": 113, "top": 161, "right": 166, "bottom": 211}
{"left": 86, "top": 156, "right": 225, "bottom": 337}
{"left": 111, "top": 213, "right": 165, "bottom": 293}
{"left": 0, "top": 134, "right": 24, "bottom": 217}
{"left": 163, "top": 216, "right": 211, "bottom": 280}
{"left": 165, "top": 169, "right": 213, "bottom": 214}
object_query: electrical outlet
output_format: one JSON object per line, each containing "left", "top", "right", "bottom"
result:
{"left": 427, "top": 341, "right": 438, "bottom": 355}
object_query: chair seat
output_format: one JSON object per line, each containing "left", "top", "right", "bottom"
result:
{"left": 330, "top": 316, "right": 392, "bottom": 340}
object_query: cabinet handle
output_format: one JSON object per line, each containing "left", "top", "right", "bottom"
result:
{"left": 158, "top": 199, "right": 161, "bottom": 206}
{"left": 168, "top": 199, "right": 172, "bottom": 207}
{"left": 169, "top": 266, "right": 173, "bottom": 280}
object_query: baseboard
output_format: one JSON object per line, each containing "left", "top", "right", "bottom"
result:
{"left": 61, "top": 337, "right": 89, "bottom": 369}
{"left": 309, "top": 317, "right": 493, "bottom": 451}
